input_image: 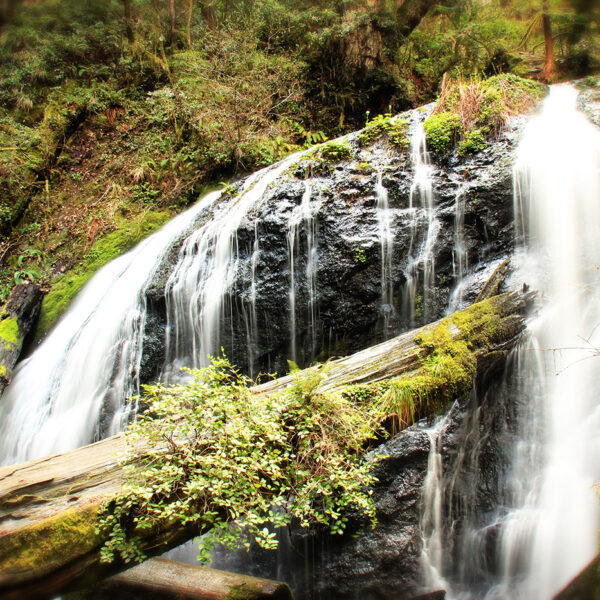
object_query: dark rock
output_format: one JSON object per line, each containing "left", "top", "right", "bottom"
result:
{"left": 138, "top": 106, "right": 523, "bottom": 379}
{"left": 0, "top": 283, "right": 43, "bottom": 394}
{"left": 409, "top": 592, "right": 446, "bottom": 600}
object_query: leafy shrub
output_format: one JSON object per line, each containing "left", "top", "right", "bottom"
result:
{"left": 423, "top": 112, "right": 462, "bottom": 153}
{"left": 357, "top": 114, "right": 409, "bottom": 150}
{"left": 98, "top": 357, "right": 381, "bottom": 564}
{"left": 424, "top": 74, "right": 547, "bottom": 154}
{"left": 318, "top": 140, "right": 353, "bottom": 163}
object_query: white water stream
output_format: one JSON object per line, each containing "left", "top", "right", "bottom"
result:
{"left": 0, "top": 191, "right": 220, "bottom": 463}
{"left": 404, "top": 122, "right": 440, "bottom": 325}
{"left": 494, "top": 83, "right": 600, "bottom": 599}
{"left": 419, "top": 84, "right": 600, "bottom": 599}
{"left": 163, "top": 154, "right": 301, "bottom": 380}
{"left": 287, "top": 179, "right": 320, "bottom": 364}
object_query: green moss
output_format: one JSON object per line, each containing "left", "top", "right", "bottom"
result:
{"left": 344, "top": 295, "right": 512, "bottom": 430}
{"left": 357, "top": 114, "right": 409, "bottom": 150}
{"left": 227, "top": 583, "right": 264, "bottom": 600}
{"left": 35, "top": 210, "right": 172, "bottom": 339}
{"left": 0, "top": 316, "right": 19, "bottom": 345}
{"left": 0, "top": 505, "right": 102, "bottom": 576}
{"left": 423, "top": 112, "right": 462, "bottom": 153}
{"left": 0, "top": 364, "right": 6, "bottom": 377}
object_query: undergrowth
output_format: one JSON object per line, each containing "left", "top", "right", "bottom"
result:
{"left": 424, "top": 74, "right": 548, "bottom": 155}
{"left": 97, "top": 356, "right": 383, "bottom": 564}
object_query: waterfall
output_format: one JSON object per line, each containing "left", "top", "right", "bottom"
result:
{"left": 417, "top": 84, "right": 600, "bottom": 599}
{"left": 286, "top": 179, "right": 320, "bottom": 364}
{"left": 420, "top": 414, "right": 452, "bottom": 591}
{"left": 162, "top": 153, "right": 301, "bottom": 379}
{"left": 447, "top": 183, "right": 468, "bottom": 312}
{"left": 0, "top": 191, "right": 220, "bottom": 464}
{"left": 494, "top": 83, "right": 600, "bottom": 598}
{"left": 404, "top": 122, "right": 440, "bottom": 325}
{"left": 375, "top": 168, "right": 394, "bottom": 336}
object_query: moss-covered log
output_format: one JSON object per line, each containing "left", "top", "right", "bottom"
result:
{"left": 0, "top": 291, "right": 532, "bottom": 600}
{"left": 553, "top": 553, "right": 600, "bottom": 600}
{"left": 70, "top": 558, "right": 294, "bottom": 600}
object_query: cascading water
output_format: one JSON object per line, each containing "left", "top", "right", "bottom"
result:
{"left": 447, "top": 183, "right": 469, "bottom": 312}
{"left": 0, "top": 191, "right": 220, "bottom": 464}
{"left": 420, "top": 413, "right": 452, "bottom": 591}
{"left": 287, "top": 179, "right": 320, "bottom": 364}
{"left": 418, "top": 84, "right": 600, "bottom": 599}
{"left": 494, "top": 83, "right": 600, "bottom": 598}
{"left": 404, "top": 122, "right": 440, "bottom": 325}
{"left": 375, "top": 168, "right": 395, "bottom": 336}
{"left": 163, "top": 155, "right": 301, "bottom": 379}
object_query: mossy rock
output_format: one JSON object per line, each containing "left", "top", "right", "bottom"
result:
{"left": 35, "top": 210, "right": 173, "bottom": 339}
{"left": 357, "top": 114, "right": 409, "bottom": 151}
{"left": 0, "top": 315, "right": 19, "bottom": 346}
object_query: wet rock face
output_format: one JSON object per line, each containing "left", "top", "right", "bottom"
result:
{"left": 141, "top": 107, "right": 523, "bottom": 381}
{"left": 0, "top": 283, "right": 43, "bottom": 393}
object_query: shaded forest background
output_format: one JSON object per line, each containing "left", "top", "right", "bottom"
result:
{"left": 0, "top": 0, "right": 598, "bottom": 337}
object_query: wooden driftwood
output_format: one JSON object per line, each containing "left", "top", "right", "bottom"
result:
{"left": 69, "top": 558, "right": 294, "bottom": 600}
{"left": 0, "top": 291, "right": 532, "bottom": 600}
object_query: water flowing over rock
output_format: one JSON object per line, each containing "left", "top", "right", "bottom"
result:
{"left": 0, "top": 101, "right": 520, "bottom": 465}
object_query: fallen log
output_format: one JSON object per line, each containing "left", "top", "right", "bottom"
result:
{"left": 553, "top": 553, "right": 600, "bottom": 600}
{"left": 69, "top": 558, "right": 294, "bottom": 600}
{"left": 0, "top": 291, "right": 532, "bottom": 600}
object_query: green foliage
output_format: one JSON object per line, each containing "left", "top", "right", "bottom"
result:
{"left": 458, "top": 128, "right": 488, "bottom": 156}
{"left": 35, "top": 211, "right": 171, "bottom": 338}
{"left": 424, "top": 74, "right": 547, "bottom": 154}
{"left": 423, "top": 112, "right": 462, "bottom": 153}
{"left": 354, "top": 248, "right": 367, "bottom": 264}
{"left": 357, "top": 114, "right": 409, "bottom": 150}
{"left": 98, "top": 356, "right": 381, "bottom": 564}
{"left": 317, "top": 140, "right": 353, "bottom": 163}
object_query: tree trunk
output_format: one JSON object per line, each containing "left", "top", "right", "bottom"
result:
{"left": 201, "top": 1, "right": 217, "bottom": 30}
{"left": 0, "top": 283, "right": 43, "bottom": 395}
{"left": 541, "top": 0, "right": 554, "bottom": 82}
{"left": 0, "top": 291, "right": 532, "bottom": 600}
{"left": 169, "top": 0, "right": 177, "bottom": 50}
{"left": 71, "top": 558, "right": 294, "bottom": 600}
{"left": 122, "top": 0, "right": 134, "bottom": 43}
{"left": 185, "top": 0, "right": 193, "bottom": 48}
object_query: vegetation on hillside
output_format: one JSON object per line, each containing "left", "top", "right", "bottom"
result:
{"left": 0, "top": 0, "right": 597, "bottom": 335}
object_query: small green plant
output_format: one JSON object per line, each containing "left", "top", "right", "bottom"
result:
{"left": 14, "top": 267, "right": 40, "bottom": 285}
{"left": 354, "top": 248, "right": 367, "bottom": 264}
{"left": 423, "top": 112, "right": 462, "bottom": 153}
{"left": 458, "top": 128, "right": 488, "bottom": 156}
{"left": 219, "top": 181, "right": 238, "bottom": 196}
{"left": 357, "top": 114, "right": 409, "bottom": 150}
{"left": 318, "top": 140, "right": 353, "bottom": 163}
